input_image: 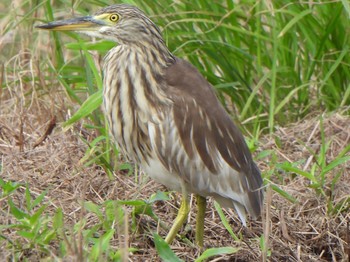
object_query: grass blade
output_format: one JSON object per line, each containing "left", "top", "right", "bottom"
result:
{"left": 63, "top": 89, "right": 102, "bottom": 128}
{"left": 195, "top": 247, "right": 240, "bottom": 262}
{"left": 214, "top": 201, "right": 239, "bottom": 241}
{"left": 153, "top": 233, "right": 183, "bottom": 262}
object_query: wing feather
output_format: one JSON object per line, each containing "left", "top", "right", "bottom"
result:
{"left": 163, "top": 58, "right": 263, "bottom": 219}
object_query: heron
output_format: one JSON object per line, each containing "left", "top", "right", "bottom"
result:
{"left": 36, "top": 4, "right": 264, "bottom": 246}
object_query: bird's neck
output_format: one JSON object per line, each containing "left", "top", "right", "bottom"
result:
{"left": 102, "top": 44, "right": 173, "bottom": 162}
{"left": 103, "top": 44, "right": 173, "bottom": 99}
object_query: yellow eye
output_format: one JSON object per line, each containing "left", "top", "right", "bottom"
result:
{"left": 109, "top": 14, "right": 119, "bottom": 22}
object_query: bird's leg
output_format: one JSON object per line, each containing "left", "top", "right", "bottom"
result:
{"left": 195, "top": 195, "right": 206, "bottom": 247}
{"left": 165, "top": 181, "right": 189, "bottom": 244}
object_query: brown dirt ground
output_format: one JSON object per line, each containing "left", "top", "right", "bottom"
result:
{"left": 1, "top": 53, "right": 350, "bottom": 261}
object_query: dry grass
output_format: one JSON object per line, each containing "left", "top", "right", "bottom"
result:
{"left": 259, "top": 113, "right": 350, "bottom": 261}
{"left": 1, "top": 51, "right": 349, "bottom": 261}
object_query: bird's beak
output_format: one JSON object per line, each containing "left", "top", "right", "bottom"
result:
{"left": 35, "top": 16, "right": 105, "bottom": 31}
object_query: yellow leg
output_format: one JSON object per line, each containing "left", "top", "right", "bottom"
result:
{"left": 195, "top": 195, "right": 206, "bottom": 247}
{"left": 165, "top": 193, "right": 189, "bottom": 244}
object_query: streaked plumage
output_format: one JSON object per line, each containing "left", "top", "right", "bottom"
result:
{"left": 36, "top": 4, "right": 264, "bottom": 244}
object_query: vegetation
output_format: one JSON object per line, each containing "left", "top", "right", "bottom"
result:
{"left": 1, "top": 0, "right": 349, "bottom": 261}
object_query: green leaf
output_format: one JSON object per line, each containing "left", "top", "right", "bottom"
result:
{"left": 148, "top": 191, "right": 170, "bottom": 203}
{"left": 0, "top": 178, "right": 21, "bottom": 197}
{"left": 63, "top": 89, "right": 103, "bottom": 128}
{"left": 117, "top": 199, "right": 147, "bottom": 206}
{"left": 260, "top": 235, "right": 271, "bottom": 257}
{"left": 213, "top": 201, "right": 239, "bottom": 241}
{"left": 153, "top": 233, "right": 183, "bottom": 262}
{"left": 17, "top": 230, "right": 34, "bottom": 240}
{"left": 25, "top": 185, "right": 32, "bottom": 211}
{"left": 89, "top": 229, "right": 115, "bottom": 261}
{"left": 278, "top": 9, "right": 313, "bottom": 38}
{"left": 81, "top": 48, "right": 103, "bottom": 92}
{"left": 134, "top": 204, "right": 158, "bottom": 220}
{"left": 104, "top": 201, "right": 125, "bottom": 229}
{"left": 321, "top": 155, "right": 350, "bottom": 175}
{"left": 25, "top": 184, "right": 48, "bottom": 211}
{"left": 341, "top": 0, "right": 350, "bottom": 18}
{"left": 110, "top": 248, "right": 139, "bottom": 261}
{"left": 117, "top": 198, "right": 160, "bottom": 222}
{"left": 73, "top": 218, "right": 87, "bottom": 234}
{"left": 195, "top": 247, "right": 240, "bottom": 262}
{"left": 41, "top": 229, "right": 56, "bottom": 244}
{"left": 270, "top": 184, "right": 297, "bottom": 203}
{"left": 66, "top": 40, "right": 115, "bottom": 52}
{"left": 31, "top": 189, "right": 48, "bottom": 210}
{"left": 84, "top": 201, "right": 104, "bottom": 219}
{"left": 280, "top": 163, "right": 318, "bottom": 184}
{"left": 8, "top": 198, "right": 28, "bottom": 220}
{"left": 29, "top": 205, "right": 48, "bottom": 226}
{"left": 53, "top": 208, "right": 64, "bottom": 231}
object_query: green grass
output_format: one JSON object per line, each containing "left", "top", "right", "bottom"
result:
{"left": 1, "top": 0, "right": 350, "bottom": 261}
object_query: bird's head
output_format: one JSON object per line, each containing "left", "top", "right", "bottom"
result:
{"left": 36, "top": 4, "right": 164, "bottom": 45}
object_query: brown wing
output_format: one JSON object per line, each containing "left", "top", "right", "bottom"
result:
{"left": 164, "top": 58, "right": 263, "bottom": 219}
